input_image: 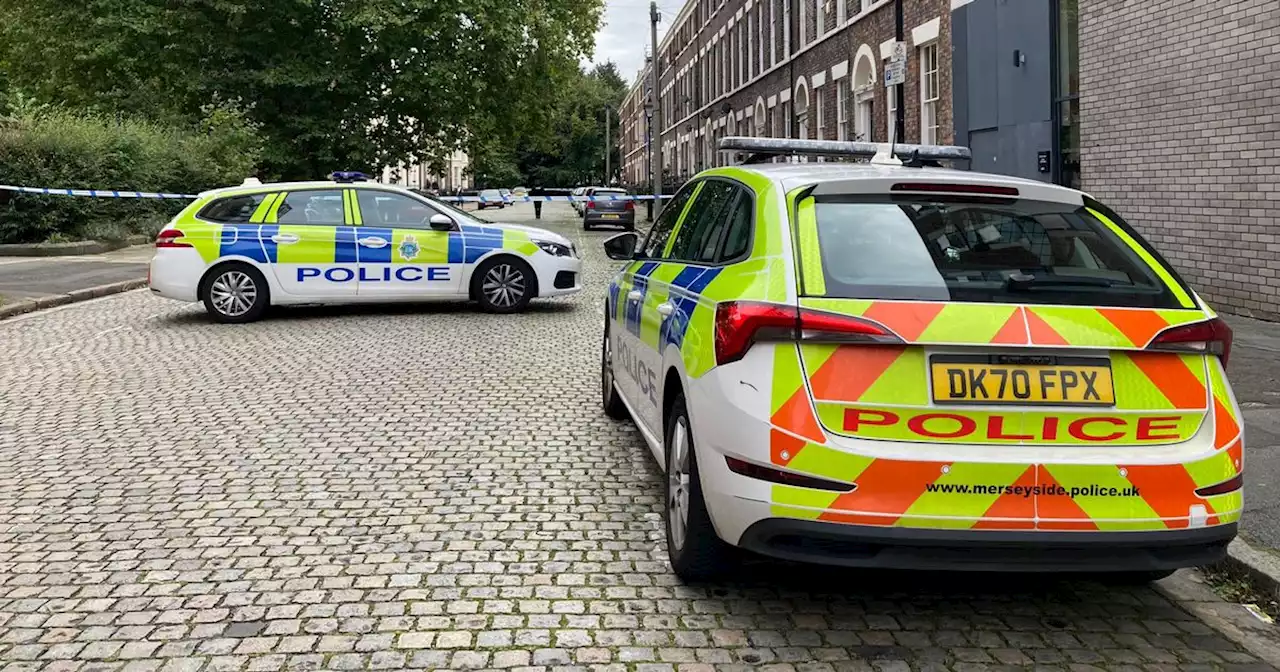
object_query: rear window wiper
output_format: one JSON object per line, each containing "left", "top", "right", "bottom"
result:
{"left": 1005, "top": 272, "right": 1119, "bottom": 291}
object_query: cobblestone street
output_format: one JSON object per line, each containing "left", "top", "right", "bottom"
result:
{"left": 0, "top": 203, "right": 1272, "bottom": 671}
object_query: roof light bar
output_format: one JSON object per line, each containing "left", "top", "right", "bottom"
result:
{"left": 717, "top": 136, "right": 972, "bottom": 165}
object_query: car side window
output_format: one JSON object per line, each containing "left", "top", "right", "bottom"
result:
{"left": 640, "top": 183, "right": 698, "bottom": 258}
{"left": 664, "top": 181, "right": 736, "bottom": 263}
{"left": 715, "top": 190, "right": 753, "bottom": 261}
{"left": 356, "top": 190, "right": 443, "bottom": 229}
{"left": 198, "top": 194, "right": 268, "bottom": 224}
{"left": 276, "top": 190, "right": 345, "bottom": 226}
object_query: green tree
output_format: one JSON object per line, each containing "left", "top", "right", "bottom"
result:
{"left": 0, "top": 0, "right": 603, "bottom": 180}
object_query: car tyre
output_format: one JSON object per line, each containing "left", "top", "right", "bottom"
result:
{"left": 665, "top": 394, "right": 733, "bottom": 582}
{"left": 200, "top": 262, "right": 269, "bottom": 324}
{"left": 472, "top": 256, "right": 536, "bottom": 314}
{"left": 601, "top": 318, "right": 630, "bottom": 420}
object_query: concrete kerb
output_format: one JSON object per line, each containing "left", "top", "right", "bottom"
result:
{"left": 1157, "top": 564, "right": 1280, "bottom": 668}
{"left": 0, "top": 235, "right": 150, "bottom": 257}
{"left": 1220, "top": 536, "right": 1280, "bottom": 607}
{"left": 0, "top": 279, "right": 148, "bottom": 320}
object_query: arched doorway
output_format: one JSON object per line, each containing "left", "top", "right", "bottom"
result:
{"left": 852, "top": 44, "right": 877, "bottom": 142}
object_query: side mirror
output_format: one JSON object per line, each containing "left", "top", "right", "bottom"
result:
{"left": 603, "top": 232, "right": 640, "bottom": 260}
{"left": 429, "top": 214, "right": 454, "bottom": 231}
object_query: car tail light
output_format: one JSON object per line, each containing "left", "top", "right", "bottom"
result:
{"left": 1147, "top": 318, "right": 1233, "bottom": 365}
{"left": 155, "top": 229, "right": 191, "bottom": 248}
{"left": 890, "top": 182, "right": 1020, "bottom": 197}
{"left": 713, "top": 301, "right": 899, "bottom": 366}
{"left": 587, "top": 201, "right": 596, "bottom": 210}
{"left": 725, "top": 456, "right": 854, "bottom": 492}
{"left": 625, "top": 200, "right": 635, "bottom": 211}
{"left": 1195, "top": 473, "right": 1243, "bottom": 497}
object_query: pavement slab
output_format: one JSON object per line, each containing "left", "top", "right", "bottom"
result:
{"left": 0, "top": 203, "right": 1275, "bottom": 669}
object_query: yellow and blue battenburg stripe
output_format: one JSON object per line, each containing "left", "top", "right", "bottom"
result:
{"left": 661, "top": 266, "right": 724, "bottom": 349}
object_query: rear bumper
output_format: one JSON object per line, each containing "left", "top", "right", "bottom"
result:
{"left": 738, "top": 518, "right": 1236, "bottom": 572}
{"left": 585, "top": 211, "right": 635, "bottom": 226}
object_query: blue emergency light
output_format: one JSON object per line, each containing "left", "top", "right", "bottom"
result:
{"left": 329, "top": 171, "right": 369, "bottom": 183}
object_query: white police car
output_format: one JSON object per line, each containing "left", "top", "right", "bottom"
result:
{"left": 149, "top": 172, "right": 582, "bottom": 322}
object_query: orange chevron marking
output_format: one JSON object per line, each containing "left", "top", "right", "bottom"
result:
{"left": 1119, "top": 464, "right": 1207, "bottom": 529}
{"left": 1126, "top": 352, "right": 1208, "bottom": 410}
{"left": 770, "top": 390, "right": 826, "bottom": 444}
{"left": 1035, "top": 467, "right": 1099, "bottom": 530}
{"left": 807, "top": 346, "right": 906, "bottom": 402}
{"left": 973, "top": 465, "right": 1036, "bottom": 530}
{"left": 990, "top": 309, "right": 1029, "bottom": 345}
{"left": 1226, "top": 438, "right": 1243, "bottom": 472}
{"left": 770, "top": 429, "right": 806, "bottom": 467}
{"left": 1214, "top": 398, "right": 1241, "bottom": 448}
{"left": 1097, "top": 308, "right": 1170, "bottom": 347}
{"left": 818, "top": 458, "right": 949, "bottom": 527}
{"left": 1025, "top": 310, "right": 1069, "bottom": 346}
{"left": 862, "top": 302, "right": 945, "bottom": 341}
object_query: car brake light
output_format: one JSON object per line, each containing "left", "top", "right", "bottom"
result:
{"left": 890, "top": 183, "right": 1020, "bottom": 197}
{"left": 1147, "top": 318, "right": 1233, "bottom": 365}
{"left": 725, "top": 456, "right": 854, "bottom": 492}
{"left": 155, "top": 229, "right": 191, "bottom": 248}
{"left": 1195, "top": 473, "right": 1243, "bottom": 497}
{"left": 625, "top": 200, "right": 635, "bottom": 211}
{"left": 714, "top": 301, "right": 899, "bottom": 366}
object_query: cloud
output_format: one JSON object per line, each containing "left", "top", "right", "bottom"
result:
{"left": 592, "top": 0, "right": 674, "bottom": 88}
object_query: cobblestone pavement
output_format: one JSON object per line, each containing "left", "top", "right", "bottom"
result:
{"left": 0, "top": 203, "right": 1272, "bottom": 671}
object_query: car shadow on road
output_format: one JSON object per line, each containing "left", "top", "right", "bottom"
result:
{"left": 153, "top": 300, "right": 578, "bottom": 326}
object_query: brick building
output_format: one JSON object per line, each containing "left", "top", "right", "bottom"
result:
{"left": 619, "top": 0, "right": 953, "bottom": 189}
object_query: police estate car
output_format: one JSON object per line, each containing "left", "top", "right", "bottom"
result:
{"left": 600, "top": 137, "right": 1243, "bottom": 582}
{"left": 149, "top": 173, "right": 581, "bottom": 322}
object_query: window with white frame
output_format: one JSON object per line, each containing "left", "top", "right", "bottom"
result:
{"left": 783, "top": 0, "right": 791, "bottom": 54}
{"left": 782, "top": 99, "right": 792, "bottom": 137}
{"left": 746, "top": 14, "right": 754, "bottom": 79}
{"left": 816, "top": 87, "right": 825, "bottom": 140}
{"left": 861, "top": 0, "right": 874, "bottom": 12}
{"left": 799, "top": 0, "right": 808, "bottom": 45}
{"left": 770, "top": 0, "right": 777, "bottom": 66}
{"left": 836, "top": 82, "right": 849, "bottom": 140}
{"left": 758, "top": 4, "right": 765, "bottom": 74}
{"left": 919, "top": 41, "right": 940, "bottom": 144}
{"left": 887, "top": 86, "right": 898, "bottom": 142}
{"left": 755, "top": 100, "right": 767, "bottom": 135}
{"left": 837, "top": 0, "right": 846, "bottom": 25}
{"left": 740, "top": 22, "right": 748, "bottom": 83}
{"left": 795, "top": 87, "right": 809, "bottom": 139}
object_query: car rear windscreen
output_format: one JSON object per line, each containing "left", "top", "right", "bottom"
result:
{"left": 800, "top": 195, "right": 1188, "bottom": 308}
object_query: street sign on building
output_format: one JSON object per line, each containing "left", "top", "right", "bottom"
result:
{"left": 885, "top": 41, "right": 907, "bottom": 87}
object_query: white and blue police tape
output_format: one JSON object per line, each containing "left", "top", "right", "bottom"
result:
{"left": 1, "top": 184, "right": 673, "bottom": 203}
{"left": 435, "top": 194, "right": 673, "bottom": 203}
{"left": 0, "top": 184, "right": 199, "bottom": 199}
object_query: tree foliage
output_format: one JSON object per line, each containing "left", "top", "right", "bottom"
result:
{"left": 471, "top": 62, "right": 629, "bottom": 188}
{"left": 0, "top": 0, "right": 603, "bottom": 180}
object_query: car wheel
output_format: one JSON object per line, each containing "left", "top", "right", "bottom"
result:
{"left": 584, "top": 221, "right": 593, "bottom": 231}
{"left": 472, "top": 256, "right": 535, "bottom": 314}
{"left": 665, "top": 394, "right": 733, "bottom": 582}
{"left": 201, "top": 263, "right": 269, "bottom": 324}
{"left": 601, "top": 318, "right": 629, "bottom": 420}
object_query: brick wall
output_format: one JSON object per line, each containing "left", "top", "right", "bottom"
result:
{"left": 618, "top": 0, "right": 952, "bottom": 187}
{"left": 1080, "top": 0, "right": 1280, "bottom": 319}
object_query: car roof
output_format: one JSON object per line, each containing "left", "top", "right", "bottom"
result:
{"left": 198, "top": 180, "right": 420, "bottom": 199}
{"left": 715, "top": 162, "right": 1090, "bottom": 205}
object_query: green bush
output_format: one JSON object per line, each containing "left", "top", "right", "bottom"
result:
{"left": 0, "top": 101, "right": 262, "bottom": 244}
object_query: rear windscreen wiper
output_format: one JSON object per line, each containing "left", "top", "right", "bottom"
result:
{"left": 1005, "top": 273, "right": 1118, "bottom": 291}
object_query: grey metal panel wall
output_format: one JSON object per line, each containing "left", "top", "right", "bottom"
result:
{"left": 951, "top": 0, "right": 1052, "bottom": 182}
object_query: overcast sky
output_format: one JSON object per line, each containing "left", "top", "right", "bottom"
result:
{"left": 591, "top": 0, "right": 680, "bottom": 87}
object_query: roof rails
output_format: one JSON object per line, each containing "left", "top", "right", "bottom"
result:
{"left": 717, "top": 136, "right": 971, "bottom": 167}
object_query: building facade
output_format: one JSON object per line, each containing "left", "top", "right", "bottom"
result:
{"left": 380, "top": 150, "right": 472, "bottom": 192}
{"left": 954, "top": 0, "right": 1280, "bottom": 319}
{"left": 619, "top": 0, "right": 954, "bottom": 190}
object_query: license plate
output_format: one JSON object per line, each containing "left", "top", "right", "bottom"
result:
{"left": 929, "top": 355, "right": 1115, "bottom": 405}
{"left": 601, "top": 214, "right": 619, "bottom": 219}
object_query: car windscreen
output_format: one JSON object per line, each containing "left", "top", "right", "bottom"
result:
{"left": 799, "top": 195, "right": 1188, "bottom": 308}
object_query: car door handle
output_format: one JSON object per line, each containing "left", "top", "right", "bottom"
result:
{"left": 270, "top": 234, "right": 299, "bottom": 245}
{"left": 627, "top": 290, "right": 644, "bottom": 301}
{"left": 656, "top": 303, "right": 674, "bottom": 317}
{"left": 358, "top": 237, "right": 388, "bottom": 248}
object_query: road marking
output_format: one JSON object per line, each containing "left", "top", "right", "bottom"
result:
{"left": 0, "top": 258, "right": 42, "bottom": 266}
{"left": 0, "top": 288, "right": 148, "bottom": 328}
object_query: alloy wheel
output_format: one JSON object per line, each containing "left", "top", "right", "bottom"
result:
{"left": 209, "top": 271, "right": 257, "bottom": 317}
{"left": 482, "top": 264, "right": 526, "bottom": 308}
{"left": 668, "top": 418, "right": 691, "bottom": 552}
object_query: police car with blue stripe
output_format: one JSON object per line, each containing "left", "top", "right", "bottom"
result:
{"left": 149, "top": 172, "right": 582, "bottom": 322}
